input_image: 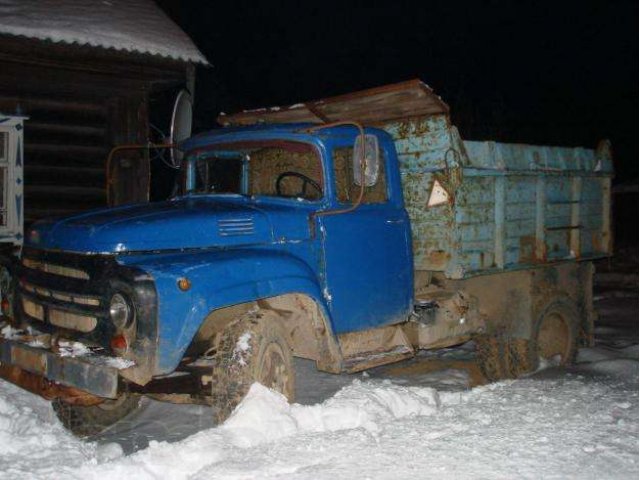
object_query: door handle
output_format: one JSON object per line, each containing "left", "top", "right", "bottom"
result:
{"left": 385, "top": 218, "right": 405, "bottom": 225}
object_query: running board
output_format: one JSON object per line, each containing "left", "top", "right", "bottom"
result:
{"left": 338, "top": 325, "right": 414, "bottom": 373}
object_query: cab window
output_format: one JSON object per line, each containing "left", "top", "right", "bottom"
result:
{"left": 332, "top": 146, "right": 387, "bottom": 204}
{"left": 185, "top": 141, "right": 323, "bottom": 201}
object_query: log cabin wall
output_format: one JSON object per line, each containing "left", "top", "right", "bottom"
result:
{"left": 0, "top": 35, "right": 191, "bottom": 225}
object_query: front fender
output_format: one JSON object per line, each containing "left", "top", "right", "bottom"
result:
{"left": 121, "top": 248, "right": 329, "bottom": 374}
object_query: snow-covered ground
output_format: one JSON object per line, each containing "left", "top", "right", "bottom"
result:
{"left": 0, "top": 296, "right": 637, "bottom": 479}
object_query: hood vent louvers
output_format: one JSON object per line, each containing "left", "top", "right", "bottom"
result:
{"left": 217, "top": 217, "right": 255, "bottom": 237}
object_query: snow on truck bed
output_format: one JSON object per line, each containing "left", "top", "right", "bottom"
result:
{"left": 0, "top": 0, "right": 207, "bottom": 64}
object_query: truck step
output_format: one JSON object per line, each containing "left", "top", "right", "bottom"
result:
{"left": 342, "top": 345, "right": 414, "bottom": 373}
{"left": 338, "top": 324, "right": 415, "bottom": 373}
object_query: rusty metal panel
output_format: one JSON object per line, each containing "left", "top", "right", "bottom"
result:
{"left": 219, "top": 79, "right": 449, "bottom": 127}
{"left": 0, "top": 339, "right": 119, "bottom": 398}
{"left": 384, "top": 115, "right": 613, "bottom": 279}
{"left": 390, "top": 114, "right": 459, "bottom": 274}
{"left": 12, "top": 347, "right": 47, "bottom": 375}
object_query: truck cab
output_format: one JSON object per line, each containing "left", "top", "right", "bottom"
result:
{"left": 2, "top": 122, "right": 419, "bottom": 434}
{"left": 179, "top": 123, "right": 413, "bottom": 333}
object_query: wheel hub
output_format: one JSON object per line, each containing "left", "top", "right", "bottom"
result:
{"left": 537, "top": 312, "right": 570, "bottom": 362}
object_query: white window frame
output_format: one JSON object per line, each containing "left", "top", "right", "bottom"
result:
{"left": 0, "top": 116, "right": 25, "bottom": 246}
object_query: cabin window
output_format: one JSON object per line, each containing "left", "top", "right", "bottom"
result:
{"left": 246, "top": 144, "right": 323, "bottom": 200}
{"left": 193, "top": 156, "right": 242, "bottom": 194}
{"left": 332, "top": 146, "right": 387, "bottom": 204}
{"left": 185, "top": 141, "right": 323, "bottom": 201}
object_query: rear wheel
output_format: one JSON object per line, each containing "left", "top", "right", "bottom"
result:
{"left": 506, "top": 299, "right": 579, "bottom": 377}
{"left": 52, "top": 393, "right": 142, "bottom": 437}
{"left": 533, "top": 299, "right": 579, "bottom": 366}
{"left": 210, "top": 311, "right": 294, "bottom": 424}
{"left": 477, "top": 299, "right": 579, "bottom": 381}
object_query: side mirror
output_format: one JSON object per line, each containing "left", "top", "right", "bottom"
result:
{"left": 353, "top": 134, "right": 379, "bottom": 187}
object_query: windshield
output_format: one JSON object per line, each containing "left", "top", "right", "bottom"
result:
{"left": 183, "top": 140, "right": 323, "bottom": 201}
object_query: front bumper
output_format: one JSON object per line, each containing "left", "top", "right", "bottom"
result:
{"left": 0, "top": 338, "right": 119, "bottom": 398}
{"left": 15, "top": 247, "right": 160, "bottom": 387}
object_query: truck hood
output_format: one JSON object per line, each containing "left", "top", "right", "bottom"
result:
{"left": 26, "top": 196, "right": 312, "bottom": 254}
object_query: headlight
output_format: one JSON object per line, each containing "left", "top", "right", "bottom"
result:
{"left": 109, "top": 293, "right": 133, "bottom": 330}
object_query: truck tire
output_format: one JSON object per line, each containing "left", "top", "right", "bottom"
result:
{"left": 475, "top": 335, "right": 508, "bottom": 382}
{"left": 210, "top": 311, "right": 295, "bottom": 424}
{"left": 52, "top": 393, "right": 142, "bottom": 437}
{"left": 506, "top": 299, "right": 580, "bottom": 377}
{"left": 504, "top": 338, "right": 535, "bottom": 378}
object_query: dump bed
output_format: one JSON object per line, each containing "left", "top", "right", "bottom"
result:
{"left": 385, "top": 114, "right": 613, "bottom": 278}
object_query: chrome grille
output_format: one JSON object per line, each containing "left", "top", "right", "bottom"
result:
{"left": 21, "top": 281, "right": 100, "bottom": 307}
{"left": 18, "top": 250, "right": 108, "bottom": 336}
{"left": 22, "top": 298, "right": 44, "bottom": 321}
{"left": 21, "top": 296, "right": 98, "bottom": 333}
{"left": 22, "top": 257, "right": 90, "bottom": 280}
{"left": 49, "top": 309, "right": 97, "bottom": 333}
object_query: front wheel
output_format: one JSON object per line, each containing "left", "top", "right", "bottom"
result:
{"left": 210, "top": 310, "right": 295, "bottom": 424}
{"left": 52, "top": 393, "right": 143, "bottom": 437}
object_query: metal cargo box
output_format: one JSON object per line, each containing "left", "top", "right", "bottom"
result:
{"left": 385, "top": 114, "right": 613, "bottom": 279}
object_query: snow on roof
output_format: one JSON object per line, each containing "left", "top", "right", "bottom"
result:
{"left": 0, "top": 0, "right": 208, "bottom": 64}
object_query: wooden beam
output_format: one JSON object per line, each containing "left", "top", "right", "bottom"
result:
{"left": 25, "top": 122, "right": 106, "bottom": 138}
{"left": 0, "top": 96, "right": 106, "bottom": 115}
{"left": 25, "top": 165, "right": 105, "bottom": 188}
{"left": 26, "top": 197, "right": 105, "bottom": 211}
{"left": 25, "top": 185, "right": 106, "bottom": 199}
{"left": 107, "top": 94, "right": 151, "bottom": 206}
{"left": 26, "top": 143, "right": 106, "bottom": 157}
{"left": 25, "top": 165, "right": 104, "bottom": 176}
{"left": 0, "top": 63, "right": 150, "bottom": 99}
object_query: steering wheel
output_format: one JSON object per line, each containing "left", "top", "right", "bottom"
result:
{"left": 275, "top": 171, "right": 321, "bottom": 199}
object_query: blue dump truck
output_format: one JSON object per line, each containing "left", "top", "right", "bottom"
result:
{"left": 0, "top": 80, "right": 613, "bottom": 435}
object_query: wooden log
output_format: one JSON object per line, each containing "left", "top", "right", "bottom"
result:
{"left": 25, "top": 144, "right": 106, "bottom": 164}
{"left": 25, "top": 122, "right": 106, "bottom": 138}
{"left": 25, "top": 185, "right": 106, "bottom": 200}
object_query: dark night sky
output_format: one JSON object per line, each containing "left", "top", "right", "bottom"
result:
{"left": 156, "top": 0, "right": 637, "bottom": 181}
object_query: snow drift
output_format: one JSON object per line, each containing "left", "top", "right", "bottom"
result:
{"left": 0, "top": 353, "right": 637, "bottom": 480}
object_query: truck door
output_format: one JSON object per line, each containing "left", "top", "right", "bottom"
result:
{"left": 318, "top": 143, "right": 413, "bottom": 334}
